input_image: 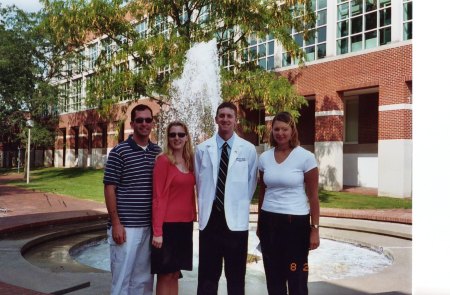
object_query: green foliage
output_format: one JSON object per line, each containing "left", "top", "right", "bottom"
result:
{"left": 0, "top": 5, "right": 60, "bottom": 149}
{"left": 42, "top": 0, "right": 316, "bottom": 121}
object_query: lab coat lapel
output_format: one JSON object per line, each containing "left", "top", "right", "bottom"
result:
{"left": 228, "top": 137, "right": 241, "bottom": 168}
{"left": 206, "top": 140, "right": 219, "bottom": 186}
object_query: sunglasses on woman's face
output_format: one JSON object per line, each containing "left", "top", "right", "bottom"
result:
{"left": 168, "top": 132, "right": 186, "bottom": 138}
{"left": 134, "top": 117, "right": 153, "bottom": 124}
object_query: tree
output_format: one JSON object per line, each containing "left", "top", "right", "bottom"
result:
{"left": 42, "top": 0, "right": 315, "bottom": 133}
{"left": 0, "top": 5, "right": 60, "bottom": 163}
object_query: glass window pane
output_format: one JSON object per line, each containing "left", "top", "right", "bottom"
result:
{"left": 249, "top": 34, "right": 257, "bottom": 46}
{"left": 403, "top": 22, "right": 412, "bottom": 40}
{"left": 242, "top": 49, "right": 248, "bottom": 62}
{"left": 268, "top": 41, "right": 274, "bottom": 55}
{"left": 345, "top": 100, "right": 359, "bottom": 142}
{"left": 337, "top": 20, "right": 349, "bottom": 37}
{"left": 249, "top": 46, "right": 257, "bottom": 61}
{"left": 379, "top": 27, "right": 391, "bottom": 45}
{"left": 258, "top": 58, "right": 266, "bottom": 69}
{"left": 365, "top": 31, "right": 377, "bottom": 49}
{"left": 294, "top": 33, "right": 303, "bottom": 47}
{"left": 365, "top": 11, "right": 377, "bottom": 31}
{"left": 338, "top": 3, "right": 349, "bottom": 20}
{"left": 305, "top": 31, "right": 315, "bottom": 46}
{"left": 317, "top": 43, "right": 326, "bottom": 59}
{"left": 380, "top": 8, "right": 391, "bottom": 26}
{"left": 267, "top": 56, "right": 274, "bottom": 70}
{"left": 403, "top": 2, "right": 412, "bottom": 21}
{"left": 317, "top": 10, "right": 327, "bottom": 26}
{"left": 305, "top": 46, "right": 315, "bottom": 61}
{"left": 318, "top": 27, "right": 327, "bottom": 43}
{"left": 318, "top": 0, "right": 327, "bottom": 9}
{"left": 311, "top": 0, "right": 317, "bottom": 10}
{"left": 379, "top": 0, "right": 391, "bottom": 8}
{"left": 351, "top": 34, "right": 363, "bottom": 52}
{"left": 351, "top": 16, "right": 363, "bottom": 34}
{"left": 365, "top": 0, "right": 377, "bottom": 12}
{"left": 337, "top": 38, "right": 348, "bottom": 55}
{"left": 258, "top": 44, "right": 266, "bottom": 57}
{"left": 351, "top": 0, "right": 363, "bottom": 16}
{"left": 282, "top": 52, "right": 292, "bottom": 67}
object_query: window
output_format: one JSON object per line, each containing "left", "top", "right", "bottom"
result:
{"left": 199, "top": 4, "right": 213, "bottom": 24}
{"left": 218, "top": 28, "right": 235, "bottom": 71}
{"left": 345, "top": 98, "right": 359, "bottom": 143}
{"left": 283, "top": 0, "right": 327, "bottom": 66}
{"left": 59, "top": 82, "right": 69, "bottom": 113}
{"left": 87, "top": 42, "right": 99, "bottom": 70}
{"left": 135, "top": 18, "right": 148, "bottom": 39}
{"left": 403, "top": 0, "right": 412, "bottom": 40}
{"left": 69, "top": 79, "right": 82, "bottom": 112}
{"left": 104, "top": 39, "right": 117, "bottom": 62}
{"left": 152, "top": 15, "right": 169, "bottom": 37}
{"left": 243, "top": 33, "right": 275, "bottom": 70}
{"left": 337, "top": 0, "right": 392, "bottom": 55}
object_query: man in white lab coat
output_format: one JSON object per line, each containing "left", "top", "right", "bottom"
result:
{"left": 195, "top": 102, "right": 258, "bottom": 295}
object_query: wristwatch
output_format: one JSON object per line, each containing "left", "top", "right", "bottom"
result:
{"left": 310, "top": 224, "right": 319, "bottom": 229}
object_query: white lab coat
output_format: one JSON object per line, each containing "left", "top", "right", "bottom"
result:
{"left": 194, "top": 134, "right": 258, "bottom": 231}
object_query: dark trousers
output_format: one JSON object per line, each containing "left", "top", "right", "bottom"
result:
{"left": 259, "top": 210, "right": 311, "bottom": 295}
{"left": 197, "top": 206, "right": 248, "bottom": 295}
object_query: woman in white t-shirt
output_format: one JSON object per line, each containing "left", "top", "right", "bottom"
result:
{"left": 257, "top": 111, "right": 320, "bottom": 295}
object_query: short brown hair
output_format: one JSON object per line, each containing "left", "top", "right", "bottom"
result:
{"left": 216, "top": 101, "right": 237, "bottom": 117}
{"left": 131, "top": 104, "right": 153, "bottom": 121}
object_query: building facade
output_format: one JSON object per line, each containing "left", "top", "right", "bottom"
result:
{"left": 8, "top": 0, "right": 411, "bottom": 198}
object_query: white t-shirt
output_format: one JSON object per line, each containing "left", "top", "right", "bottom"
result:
{"left": 258, "top": 146, "right": 317, "bottom": 215}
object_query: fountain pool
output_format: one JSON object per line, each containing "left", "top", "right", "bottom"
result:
{"left": 72, "top": 229, "right": 392, "bottom": 282}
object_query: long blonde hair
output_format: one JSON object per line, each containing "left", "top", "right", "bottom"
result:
{"left": 163, "top": 121, "right": 194, "bottom": 171}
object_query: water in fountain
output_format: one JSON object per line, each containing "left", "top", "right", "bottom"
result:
{"left": 73, "top": 233, "right": 392, "bottom": 281}
{"left": 159, "top": 39, "right": 221, "bottom": 145}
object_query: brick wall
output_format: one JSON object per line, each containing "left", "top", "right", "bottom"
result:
{"left": 280, "top": 44, "right": 412, "bottom": 142}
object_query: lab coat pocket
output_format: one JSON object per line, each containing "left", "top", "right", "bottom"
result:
{"left": 229, "top": 158, "right": 248, "bottom": 182}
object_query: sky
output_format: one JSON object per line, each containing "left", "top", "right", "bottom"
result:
{"left": 0, "top": 0, "right": 43, "bottom": 12}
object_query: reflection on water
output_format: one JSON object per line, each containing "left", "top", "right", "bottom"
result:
{"left": 73, "top": 231, "right": 391, "bottom": 281}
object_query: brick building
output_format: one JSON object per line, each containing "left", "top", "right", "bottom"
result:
{"left": 3, "top": 0, "right": 412, "bottom": 198}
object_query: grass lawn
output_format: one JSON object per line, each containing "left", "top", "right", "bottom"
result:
{"left": 4, "top": 167, "right": 412, "bottom": 209}
{"left": 7, "top": 167, "right": 105, "bottom": 203}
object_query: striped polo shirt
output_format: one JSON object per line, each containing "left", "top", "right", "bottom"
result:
{"left": 103, "top": 135, "right": 162, "bottom": 227}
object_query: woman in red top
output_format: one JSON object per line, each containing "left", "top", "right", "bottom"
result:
{"left": 151, "top": 121, "right": 196, "bottom": 295}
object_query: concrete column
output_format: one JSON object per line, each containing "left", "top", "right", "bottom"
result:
{"left": 315, "top": 141, "right": 343, "bottom": 191}
{"left": 378, "top": 139, "right": 412, "bottom": 198}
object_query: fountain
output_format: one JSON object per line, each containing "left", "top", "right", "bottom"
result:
{"left": 159, "top": 39, "right": 221, "bottom": 145}
{"left": 72, "top": 39, "right": 393, "bottom": 283}
{"left": 72, "top": 230, "right": 392, "bottom": 282}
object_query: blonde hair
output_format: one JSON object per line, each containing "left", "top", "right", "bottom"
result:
{"left": 163, "top": 121, "right": 194, "bottom": 171}
{"left": 269, "top": 112, "right": 300, "bottom": 148}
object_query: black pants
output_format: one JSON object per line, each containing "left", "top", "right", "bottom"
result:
{"left": 197, "top": 206, "right": 248, "bottom": 295}
{"left": 259, "top": 210, "right": 311, "bottom": 295}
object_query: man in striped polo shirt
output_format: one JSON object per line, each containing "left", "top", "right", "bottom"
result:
{"left": 104, "top": 104, "right": 161, "bottom": 295}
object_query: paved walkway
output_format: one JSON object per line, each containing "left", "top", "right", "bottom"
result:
{"left": 0, "top": 173, "right": 412, "bottom": 294}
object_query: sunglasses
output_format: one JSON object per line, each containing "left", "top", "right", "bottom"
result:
{"left": 134, "top": 117, "right": 153, "bottom": 124}
{"left": 168, "top": 132, "right": 186, "bottom": 138}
